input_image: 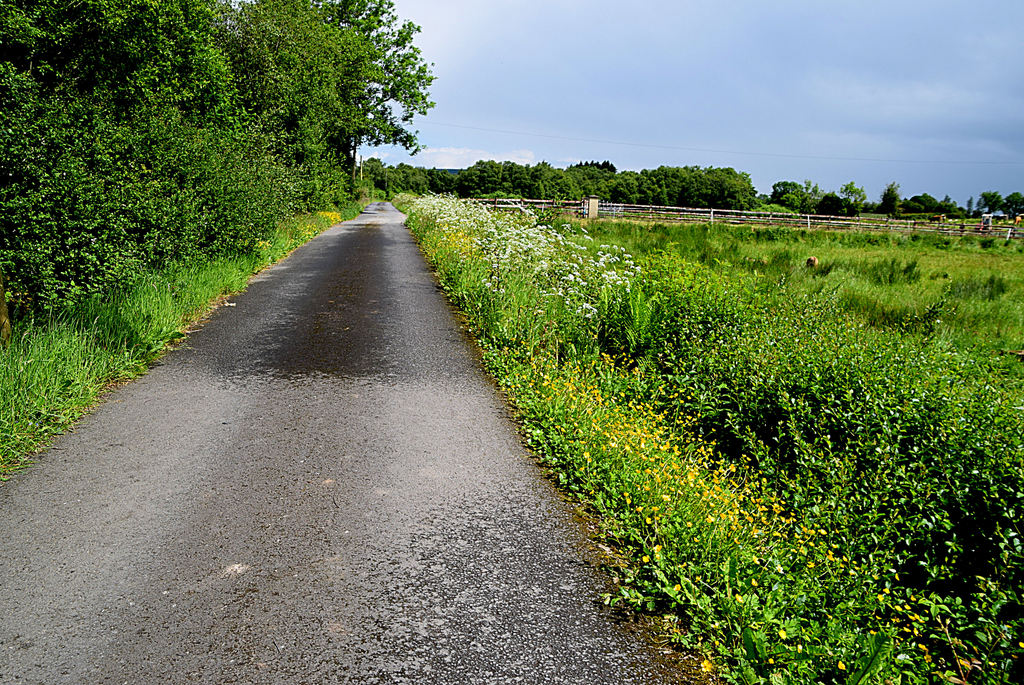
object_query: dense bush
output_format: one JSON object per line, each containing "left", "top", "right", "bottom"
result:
{"left": 619, "top": 260, "right": 1023, "bottom": 681}
{"left": 0, "top": 0, "right": 432, "bottom": 314}
{"left": 406, "top": 196, "right": 1024, "bottom": 683}
{"left": 0, "top": 95, "right": 295, "bottom": 311}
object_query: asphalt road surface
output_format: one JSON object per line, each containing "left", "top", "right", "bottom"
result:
{"left": 0, "top": 203, "right": 686, "bottom": 684}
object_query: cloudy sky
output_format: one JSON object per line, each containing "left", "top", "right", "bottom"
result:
{"left": 370, "top": 0, "right": 1024, "bottom": 204}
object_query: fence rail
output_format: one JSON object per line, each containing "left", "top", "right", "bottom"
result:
{"left": 598, "top": 202, "right": 1021, "bottom": 238}
{"left": 471, "top": 197, "right": 1022, "bottom": 240}
{"left": 469, "top": 197, "right": 585, "bottom": 216}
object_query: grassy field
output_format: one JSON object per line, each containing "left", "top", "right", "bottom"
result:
{"left": 403, "top": 196, "right": 1024, "bottom": 685}
{"left": 584, "top": 219, "right": 1024, "bottom": 365}
{"left": 0, "top": 205, "right": 363, "bottom": 477}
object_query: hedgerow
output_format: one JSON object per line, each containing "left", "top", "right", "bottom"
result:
{"left": 0, "top": 0, "right": 432, "bottom": 315}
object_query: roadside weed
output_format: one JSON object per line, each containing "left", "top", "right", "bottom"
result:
{"left": 407, "top": 196, "right": 1024, "bottom": 684}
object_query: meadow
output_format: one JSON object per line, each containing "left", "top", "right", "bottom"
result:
{"left": 403, "top": 196, "right": 1024, "bottom": 685}
{"left": 587, "top": 219, "right": 1024, "bottom": 363}
{"left": 0, "top": 207, "right": 361, "bottom": 477}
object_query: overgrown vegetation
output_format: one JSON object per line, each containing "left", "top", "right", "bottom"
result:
{"left": 0, "top": 0, "right": 432, "bottom": 313}
{"left": 585, "top": 219, "right": 1024, "bottom": 361}
{"left": 404, "top": 196, "right": 1024, "bottom": 684}
{"left": 0, "top": 207, "right": 360, "bottom": 477}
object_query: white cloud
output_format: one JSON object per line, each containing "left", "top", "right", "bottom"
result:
{"left": 411, "top": 147, "right": 537, "bottom": 169}
{"left": 388, "top": 0, "right": 1024, "bottom": 197}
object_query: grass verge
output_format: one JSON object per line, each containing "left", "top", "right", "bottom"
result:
{"left": 0, "top": 204, "right": 363, "bottom": 477}
{"left": 402, "top": 195, "right": 1024, "bottom": 685}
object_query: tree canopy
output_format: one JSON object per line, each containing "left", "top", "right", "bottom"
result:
{"left": 0, "top": 0, "right": 434, "bottom": 311}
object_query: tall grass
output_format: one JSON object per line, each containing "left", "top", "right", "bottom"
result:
{"left": 0, "top": 206, "right": 361, "bottom": 476}
{"left": 405, "top": 197, "right": 1024, "bottom": 685}
{"left": 582, "top": 218, "right": 1024, "bottom": 361}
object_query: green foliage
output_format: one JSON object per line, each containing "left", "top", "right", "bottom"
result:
{"left": 979, "top": 191, "right": 1004, "bottom": 214}
{"left": 377, "top": 159, "right": 758, "bottom": 210}
{"left": 839, "top": 182, "right": 867, "bottom": 216}
{"left": 220, "top": 0, "right": 365, "bottom": 206}
{"left": 0, "top": 0, "right": 433, "bottom": 313}
{"left": 0, "top": 96, "right": 295, "bottom": 311}
{"left": 815, "top": 192, "right": 845, "bottom": 216}
{"left": 0, "top": 206, "right": 359, "bottom": 476}
{"left": 318, "top": 0, "right": 435, "bottom": 151}
{"left": 879, "top": 182, "right": 901, "bottom": 217}
{"left": 1005, "top": 192, "right": 1024, "bottom": 218}
{"left": 407, "top": 197, "right": 1024, "bottom": 684}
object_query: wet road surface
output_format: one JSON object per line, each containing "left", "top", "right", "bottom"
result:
{"left": 0, "top": 203, "right": 685, "bottom": 683}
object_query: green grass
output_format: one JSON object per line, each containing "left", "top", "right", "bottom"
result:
{"left": 582, "top": 219, "right": 1024, "bottom": 362}
{"left": 0, "top": 205, "right": 363, "bottom": 477}
{"left": 405, "top": 197, "right": 1024, "bottom": 685}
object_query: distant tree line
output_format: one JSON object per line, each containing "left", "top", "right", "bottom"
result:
{"left": 363, "top": 159, "right": 760, "bottom": 210}
{"left": 365, "top": 159, "right": 1020, "bottom": 221}
{"left": 0, "top": 0, "right": 433, "bottom": 312}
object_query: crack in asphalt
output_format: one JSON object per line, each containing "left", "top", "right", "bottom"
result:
{"left": 0, "top": 203, "right": 687, "bottom": 683}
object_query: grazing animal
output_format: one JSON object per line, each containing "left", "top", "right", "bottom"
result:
{"left": 806, "top": 256, "right": 819, "bottom": 268}
{"left": 929, "top": 214, "right": 945, "bottom": 223}
{"left": 1016, "top": 214, "right": 1022, "bottom": 227}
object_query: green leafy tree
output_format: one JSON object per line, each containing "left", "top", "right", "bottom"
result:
{"left": 770, "top": 180, "right": 820, "bottom": 213}
{"left": 979, "top": 190, "right": 1004, "bottom": 214}
{"left": 221, "top": 0, "right": 372, "bottom": 204}
{"left": 903, "top": 193, "right": 941, "bottom": 215}
{"left": 1004, "top": 191, "right": 1024, "bottom": 217}
{"left": 637, "top": 171, "right": 668, "bottom": 206}
{"left": 564, "top": 162, "right": 615, "bottom": 199}
{"left": 839, "top": 181, "right": 867, "bottom": 216}
{"left": 938, "top": 195, "right": 962, "bottom": 218}
{"left": 318, "top": 0, "right": 435, "bottom": 160}
{"left": 816, "top": 192, "right": 845, "bottom": 216}
{"left": 0, "top": 0, "right": 434, "bottom": 311}
{"left": 455, "top": 160, "right": 504, "bottom": 197}
{"left": 609, "top": 171, "right": 641, "bottom": 204}
{"left": 426, "top": 167, "right": 456, "bottom": 194}
{"left": 1, "top": 0, "right": 235, "bottom": 118}
{"left": 770, "top": 179, "right": 802, "bottom": 208}
{"left": 879, "top": 182, "right": 901, "bottom": 217}
{"left": 529, "top": 162, "right": 579, "bottom": 200}
{"left": 0, "top": 0, "right": 285, "bottom": 309}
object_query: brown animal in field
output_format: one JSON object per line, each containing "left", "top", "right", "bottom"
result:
{"left": 1016, "top": 214, "right": 1022, "bottom": 227}
{"left": 929, "top": 214, "right": 945, "bottom": 222}
{"left": 806, "top": 256, "right": 819, "bottom": 268}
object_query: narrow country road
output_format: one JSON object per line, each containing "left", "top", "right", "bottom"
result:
{"left": 0, "top": 203, "right": 685, "bottom": 683}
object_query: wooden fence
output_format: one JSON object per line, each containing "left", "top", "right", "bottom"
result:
{"left": 596, "top": 202, "right": 1020, "bottom": 238}
{"left": 469, "top": 197, "right": 586, "bottom": 217}
{"left": 471, "top": 197, "right": 1022, "bottom": 240}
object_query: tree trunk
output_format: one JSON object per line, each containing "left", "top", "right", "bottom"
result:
{"left": 0, "top": 266, "right": 11, "bottom": 348}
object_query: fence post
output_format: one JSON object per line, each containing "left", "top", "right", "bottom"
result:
{"left": 586, "top": 196, "right": 600, "bottom": 220}
{"left": 710, "top": 208, "right": 714, "bottom": 225}
{"left": 0, "top": 266, "right": 11, "bottom": 348}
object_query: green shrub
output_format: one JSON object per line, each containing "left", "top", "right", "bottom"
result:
{"left": 407, "top": 197, "right": 1024, "bottom": 684}
{"left": 948, "top": 274, "right": 1009, "bottom": 301}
